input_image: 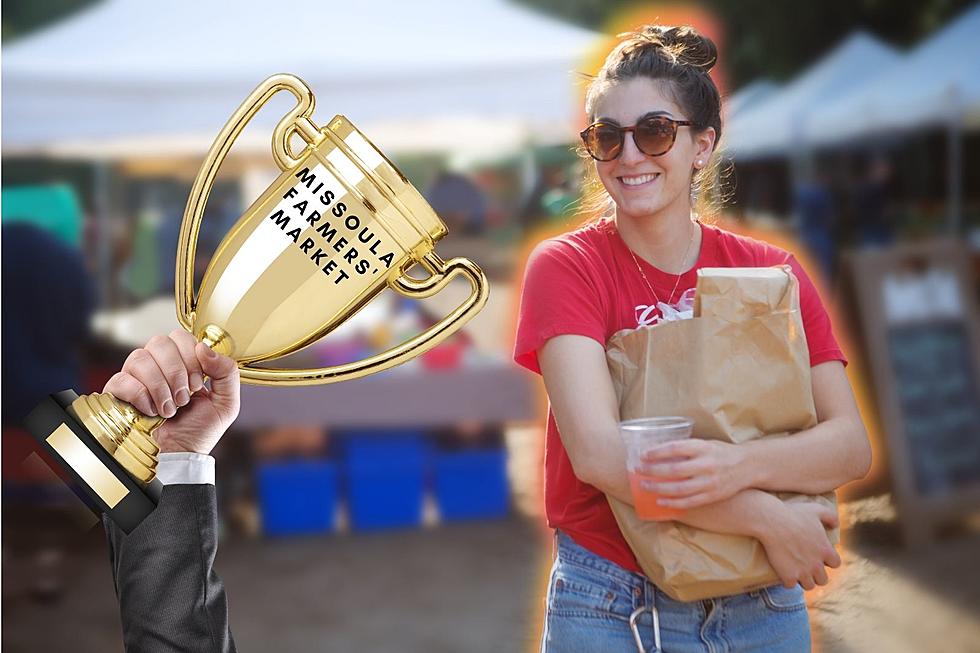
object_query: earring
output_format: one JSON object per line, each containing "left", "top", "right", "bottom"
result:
{"left": 696, "top": 159, "right": 704, "bottom": 167}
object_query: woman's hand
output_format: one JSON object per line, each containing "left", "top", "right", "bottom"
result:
{"left": 638, "top": 438, "right": 750, "bottom": 509}
{"left": 758, "top": 501, "right": 841, "bottom": 590}
{"left": 103, "top": 329, "right": 241, "bottom": 455}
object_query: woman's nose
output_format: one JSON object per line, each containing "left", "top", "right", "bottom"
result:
{"left": 619, "top": 131, "right": 647, "bottom": 165}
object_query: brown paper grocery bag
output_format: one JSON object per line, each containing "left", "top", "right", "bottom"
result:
{"left": 605, "top": 265, "right": 840, "bottom": 602}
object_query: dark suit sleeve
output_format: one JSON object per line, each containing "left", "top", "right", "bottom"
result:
{"left": 103, "top": 484, "right": 237, "bottom": 653}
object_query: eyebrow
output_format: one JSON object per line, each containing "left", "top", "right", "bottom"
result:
{"left": 595, "top": 110, "right": 675, "bottom": 124}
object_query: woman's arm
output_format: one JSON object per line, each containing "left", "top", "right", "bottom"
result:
{"left": 539, "top": 334, "right": 780, "bottom": 539}
{"left": 742, "top": 360, "right": 872, "bottom": 493}
{"left": 641, "top": 360, "right": 872, "bottom": 508}
{"left": 538, "top": 334, "right": 843, "bottom": 589}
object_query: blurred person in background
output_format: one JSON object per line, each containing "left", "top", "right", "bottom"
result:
{"left": 852, "top": 153, "right": 897, "bottom": 247}
{"left": 520, "top": 163, "right": 578, "bottom": 227}
{"left": 793, "top": 160, "right": 838, "bottom": 284}
{"left": 426, "top": 170, "right": 489, "bottom": 235}
{"left": 2, "top": 220, "right": 97, "bottom": 600}
{"left": 2, "top": 222, "right": 96, "bottom": 426}
{"left": 514, "top": 25, "right": 870, "bottom": 652}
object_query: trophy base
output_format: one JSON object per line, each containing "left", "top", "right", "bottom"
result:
{"left": 24, "top": 390, "right": 163, "bottom": 534}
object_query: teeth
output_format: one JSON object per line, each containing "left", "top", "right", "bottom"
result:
{"left": 620, "top": 174, "right": 659, "bottom": 186}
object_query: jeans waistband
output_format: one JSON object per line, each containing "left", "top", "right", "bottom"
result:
{"left": 554, "top": 529, "right": 646, "bottom": 590}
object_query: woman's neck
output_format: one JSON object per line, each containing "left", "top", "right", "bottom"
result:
{"left": 614, "top": 203, "right": 702, "bottom": 274}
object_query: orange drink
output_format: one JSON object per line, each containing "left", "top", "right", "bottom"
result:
{"left": 620, "top": 417, "right": 694, "bottom": 521}
{"left": 628, "top": 470, "right": 688, "bottom": 520}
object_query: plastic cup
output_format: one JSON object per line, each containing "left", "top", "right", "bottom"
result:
{"left": 620, "top": 417, "right": 694, "bottom": 521}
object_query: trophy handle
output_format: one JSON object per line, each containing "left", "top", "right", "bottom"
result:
{"left": 177, "top": 73, "right": 322, "bottom": 331}
{"left": 238, "top": 250, "right": 490, "bottom": 386}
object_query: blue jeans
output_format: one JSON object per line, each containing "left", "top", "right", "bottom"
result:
{"left": 541, "top": 530, "right": 811, "bottom": 652}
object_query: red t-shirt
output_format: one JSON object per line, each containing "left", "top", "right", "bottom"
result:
{"left": 513, "top": 217, "right": 848, "bottom": 574}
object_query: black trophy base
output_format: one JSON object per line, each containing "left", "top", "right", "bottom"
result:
{"left": 24, "top": 390, "right": 163, "bottom": 534}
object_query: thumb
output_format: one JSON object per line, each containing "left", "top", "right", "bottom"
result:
{"left": 195, "top": 342, "right": 240, "bottom": 412}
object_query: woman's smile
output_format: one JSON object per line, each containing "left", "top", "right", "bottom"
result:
{"left": 617, "top": 172, "right": 662, "bottom": 189}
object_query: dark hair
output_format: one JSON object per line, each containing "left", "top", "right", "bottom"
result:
{"left": 575, "top": 25, "right": 730, "bottom": 222}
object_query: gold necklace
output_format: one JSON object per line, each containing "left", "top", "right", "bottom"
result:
{"left": 627, "top": 219, "right": 698, "bottom": 308}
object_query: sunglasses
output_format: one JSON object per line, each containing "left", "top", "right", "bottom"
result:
{"left": 580, "top": 115, "right": 695, "bottom": 162}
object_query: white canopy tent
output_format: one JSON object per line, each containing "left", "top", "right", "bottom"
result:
{"left": 804, "top": 3, "right": 980, "bottom": 233}
{"left": 3, "top": 0, "right": 602, "bottom": 307}
{"left": 808, "top": 2, "right": 980, "bottom": 143}
{"left": 722, "top": 79, "right": 780, "bottom": 123}
{"left": 725, "top": 31, "right": 902, "bottom": 160}
{"left": 2, "top": 0, "right": 601, "bottom": 158}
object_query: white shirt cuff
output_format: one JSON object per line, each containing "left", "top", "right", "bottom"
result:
{"left": 156, "top": 452, "right": 215, "bottom": 485}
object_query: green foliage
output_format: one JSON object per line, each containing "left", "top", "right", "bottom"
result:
{"left": 514, "top": 0, "right": 977, "bottom": 88}
{"left": 2, "top": 0, "right": 100, "bottom": 42}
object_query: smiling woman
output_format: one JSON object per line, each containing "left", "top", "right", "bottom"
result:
{"left": 514, "top": 23, "right": 869, "bottom": 653}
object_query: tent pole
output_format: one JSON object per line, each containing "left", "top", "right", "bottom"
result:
{"left": 946, "top": 91, "right": 963, "bottom": 235}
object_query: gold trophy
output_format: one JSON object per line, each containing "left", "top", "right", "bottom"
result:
{"left": 25, "top": 74, "right": 489, "bottom": 532}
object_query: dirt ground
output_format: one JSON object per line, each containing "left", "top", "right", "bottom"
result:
{"left": 2, "top": 513, "right": 546, "bottom": 653}
{"left": 809, "top": 494, "right": 980, "bottom": 653}
{"left": 3, "top": 493, "right": 978, "bottom": 652}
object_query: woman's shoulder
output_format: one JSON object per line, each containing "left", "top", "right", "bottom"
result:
{"left": 528, "top": 217, "right": 616, "bottom": 265}
{"left": 703, "top": 220, "right": 795, "bottom": 267}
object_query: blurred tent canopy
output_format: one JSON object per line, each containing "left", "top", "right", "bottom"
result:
{"left": 725, "top": 31, "right": 902, "bottom": 160}
{"left": 2, "top": 0, "right": 600, "bottom": 160}
{"left": 808, "top": 3, "right": 980, "bottom": 142}
{"left": 722, "top": 79, "right": 781, "bottom": 123}
{"left": 726, "top": 3, "right": 980, "bottom": 232}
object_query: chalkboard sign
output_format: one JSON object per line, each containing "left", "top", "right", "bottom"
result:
{"left": 888, "top": 321, "right": 980, "bottom": 496}
{"left": 850, "top": 240, "right": 980, "bottom": 547}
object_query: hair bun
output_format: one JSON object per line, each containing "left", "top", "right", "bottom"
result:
{"left": 642, "top": 25, "right": 717, "bottom": 72}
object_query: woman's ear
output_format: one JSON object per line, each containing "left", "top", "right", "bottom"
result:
{"left": 696, "top": 126, "right": 716, "bottom": 160}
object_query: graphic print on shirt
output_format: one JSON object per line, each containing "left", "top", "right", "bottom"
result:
{"left": 633, "top": 287, "right": 697, "bottom": 327}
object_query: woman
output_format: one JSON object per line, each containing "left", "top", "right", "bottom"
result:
{"left": 513, "top": 25, "right": 871, "bottom": 652}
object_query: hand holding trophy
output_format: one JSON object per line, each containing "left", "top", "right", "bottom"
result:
{"left": 104, "top": 331, "right": 241, "bottom": 457}
{"left": 25, "top": 73, "right": 489, "bottom": 533}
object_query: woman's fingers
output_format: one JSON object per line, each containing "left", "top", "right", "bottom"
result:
{"left": 817, "top": 506, "right": 840, "bottom": 530}
{"left": 169, "top": 329, "right": 205, "bottom": 393}
{"left": 640, "top": 475, "right": 709, "bottom": 497}
{"left": 825, "top": 548, "right": 842, "bottom": 569}
{"left": 813, "top": 566, "right": 829, "bottom": 586}
{"left": 639, "top": 459, "right": 701, "bottom": 479}
{"left": 640, "top": 439, "right": 703, "bottom": 462}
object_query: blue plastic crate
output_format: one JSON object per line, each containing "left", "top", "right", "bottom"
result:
{"left": 343, "top": 434, "right": 427, "bottom": 531}
{"left": 257, "top": 459, "right": 338, "bottom": 536}
{"left": 434, "top": 449, "right": 509, "bottom": 521}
